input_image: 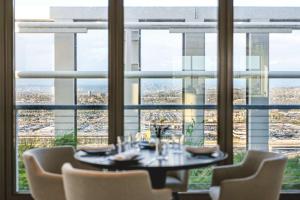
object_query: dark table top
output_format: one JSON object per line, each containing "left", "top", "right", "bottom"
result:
{"left": 75, "top": 148, "right": 227, "bottom": 171}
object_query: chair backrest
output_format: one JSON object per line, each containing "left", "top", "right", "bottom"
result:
{"left": 242, "top": 150, "right": 285, "bottom": 178}
{"left": 62, "top": 163, "right": 156, "bottom": 200}
{"left": 23, "top": 146, "right": 76, "bottom": 174}
{"left": 220, "top": 150, "right": 287, "bottom": 200}
{"left": 22, "top": 146, "right": 76, "bottom": 200}
{"left": 249, "top": 151, "right": 287, "bottom": 200}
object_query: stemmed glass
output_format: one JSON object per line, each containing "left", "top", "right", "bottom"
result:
{"left": 117, "top": 135, "right": 131, "bottom": 153}
{"left": 172, "top": 133, "right": 185, "bottom": 154}
{"left": 117, "top": 134, "right": 140, "bottom": 153}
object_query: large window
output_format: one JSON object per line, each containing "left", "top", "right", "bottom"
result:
{"left": 14, "top": 0, "right": 108, "bottom": 192}
{"left": 1, "top": 0, "right": 300, "bottom": 198}
{"left": 123, "top": 1, "right": 218, "bottom": 189}
{"left": 234, "top": 0, "right": 300, "bottom": 190}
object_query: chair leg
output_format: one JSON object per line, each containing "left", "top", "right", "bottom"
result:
{"left": 172, "top": 192, "right": 180, "bottom": 200}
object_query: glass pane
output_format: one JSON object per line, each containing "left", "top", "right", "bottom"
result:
{"left": 124, "top": 1, "right": 218, "bottom": 190}
{"left": 15, "top": 1, "right": 108, "bottom": 192}
{"left": 234, "top": 1, "right": 300, "bottom": 190}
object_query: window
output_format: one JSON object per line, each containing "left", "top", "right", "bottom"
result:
{"left": 14, "top": 0, "right": 108, "bottom": 192}
{"left": 124, "top": 1, "right": 218, "bottom": 189}
{"left": 234, "top": 0, "right": 300, "bottom": 190}
{"left": 0, "top": 0, "right": 299, "bottom": 198}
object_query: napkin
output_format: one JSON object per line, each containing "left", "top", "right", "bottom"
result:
{"left": 185, "top": 146, "right": 219, "bottom": 155}
{"left": 79, "top": 144, "right": 115, "bottom": 153}
{"left": 111, "top": 151, "right": 140, "bottom": 161}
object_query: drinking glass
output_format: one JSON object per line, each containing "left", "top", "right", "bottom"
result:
{"left": 117, "top": 135, "right": 132, "bottom": 153}
{"left": 155, "top": 139, "right": 168, "bottom": 160}
{"left": 173, "top": 134, "right": 185, "bottom": 154}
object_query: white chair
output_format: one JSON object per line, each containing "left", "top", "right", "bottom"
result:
{"left": 23, "top": 146, "right": 96, "bottom": 200}
{"left": 62, "top": 163, "right": 172, "bottom": 200}
{"left": 209, "top": 150, "right": 287, "bottom": 200}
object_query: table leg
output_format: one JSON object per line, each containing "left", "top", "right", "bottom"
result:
{"left": 148, "top": 169, "right": 167, "bottom": 189}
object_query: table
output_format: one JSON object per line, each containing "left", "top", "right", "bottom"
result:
{"left": 75, "top": 148, "right": 227, "bottom": 189}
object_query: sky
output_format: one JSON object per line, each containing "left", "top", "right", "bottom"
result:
{"left": 15, "top": 0, "right": 300, "bottom": 88}
{"left": 15, "top": 0, "right": 300, "bottom": 7}
{"left": 15, "top": 0, "right": 300, "bottom": 19}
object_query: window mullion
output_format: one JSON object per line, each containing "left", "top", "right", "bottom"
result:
{"left": 108, "top": 0, "right": 124, "bottom": 144}
{"left": 218, "top": 0, "right": 234, "bottom": 164}
{"left": 0, "top": 0, "right": 6, "bottom": 198}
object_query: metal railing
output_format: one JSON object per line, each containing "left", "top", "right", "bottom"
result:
{"left": 16, "top": 104, "right": 300, "bottom": 190}
{"left": 15, "top": 104, "right": 300, "bottom": 110}
{"left": 16, "top": 21, "right": 300, "bottom": 33}
{"left": 15, "top": 70, "right": 300, "bottom": 79}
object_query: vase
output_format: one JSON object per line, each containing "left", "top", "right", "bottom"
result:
{"left": 155, "top": 137, "right": 165, "bottom": 160}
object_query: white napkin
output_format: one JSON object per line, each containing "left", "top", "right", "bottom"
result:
{"left": 185, "top": 146, "right": 219, "bottom": 155}
{"left": 80, "top": 144, "right": 115, "bottom": 153}
{"left": 111, "top": 151, "right": 140, "bottom": 161}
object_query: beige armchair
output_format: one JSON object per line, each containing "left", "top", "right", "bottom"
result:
{"left": 62, "top": 163, "right": 172, "bottom": 200}
{"left": 209, "top": 150, "right": 287, "bottom": 200}
{"left": 22, "top": 146, "right": 96, "bottom": 200}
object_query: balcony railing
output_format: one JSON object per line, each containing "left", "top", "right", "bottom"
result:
{"left": 15, "top": 104, "right": 300, "bottom": 110}
{"left": 16, "top": 103, "right": 300, "bottom": 191}
{"left": 16, "top": 70, "right": 300, "bottom": 79}
{"left": 16, "top": 21, "right": 300, "bottom": 33}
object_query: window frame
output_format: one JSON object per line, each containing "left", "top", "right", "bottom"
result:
{"left": 218, "top": 0, "right": 234, "bottom": 164}
{"left": 108, "top": 0, "right": 124, "bottom": 144}
{"left": 0, "top": 0, "right": 299, "bottom": 199}
{"left": 0, "top": 0, "right": 6, "bottom": 198}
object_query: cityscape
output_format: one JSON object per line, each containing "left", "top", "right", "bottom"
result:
{"left": 16, "top": 86, "right": 300, "bottom": 152}
{"left": 2, "top": 3, "right": 299, "bottom": 196}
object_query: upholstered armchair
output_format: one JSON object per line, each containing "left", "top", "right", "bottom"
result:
{"left": 23, "top": 146, "right": 96, "bottom": 200}
{"left": 62, "top": 163, "right": 172, "bottom": 200}
{"left": 209, "top": 150, "right": 287, "bottom": 200}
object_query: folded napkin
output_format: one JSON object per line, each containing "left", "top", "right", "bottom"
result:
{"left": 139, "top": 141, "right": 156, "bottom": 149}
{"left": 79, "top": 144, "right": 115, "bottom": 153}
{"left": 185, "top": 146, "right": 219, "bottom": 155}
{"left": 111, "top": 151, "right": 140, "bottom": 161}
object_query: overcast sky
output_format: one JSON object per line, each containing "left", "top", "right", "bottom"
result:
{"left": 15, "top": 0, "right": 300, "bottom": 7}
{"left": 15, "top": 0, "right": 300, "bottom": 88}
{"left": 15, "top": 0, "right": 300, "bottom": 18}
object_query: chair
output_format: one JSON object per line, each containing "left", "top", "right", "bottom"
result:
{"left": 62, "top": 163, "right": 172, "bottom": 200}
{"left": 23, "top": 146, "right": 96, "bottom": 200}
{"left": 166, "top": 170, "right": 189, "bottom": 200}
{"left": 166, "top": 170, "right": 189, "bottom": 192}
{"left": 209, "top": 150, "right": 287, "bottom": 200}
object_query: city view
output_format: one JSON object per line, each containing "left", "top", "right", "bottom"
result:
{"left": 13, "top": 2, "right": 300, "bottom": 192}
{"left": 16, "top": 86, "right": 300, "bottom": 143}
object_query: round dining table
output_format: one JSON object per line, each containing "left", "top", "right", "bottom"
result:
{"left": 75, "top": 148, "right": 227, "bottom": 189}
